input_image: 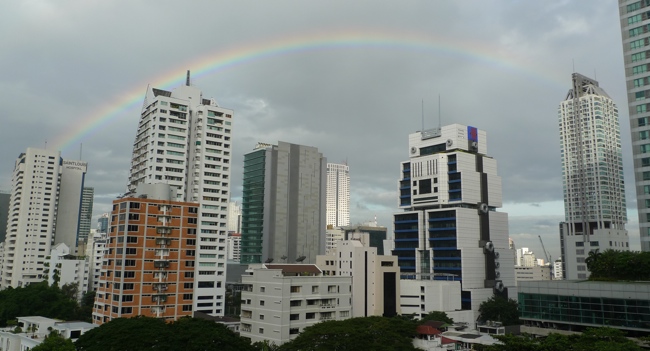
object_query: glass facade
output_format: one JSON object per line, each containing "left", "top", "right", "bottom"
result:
{"left": 519, "top": 292, "right": 650, "bottom": 330}
{"left": 241, "top": 149, "right": 266, "bottom": 264}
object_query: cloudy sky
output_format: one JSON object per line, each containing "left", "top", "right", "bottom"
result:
{"left": 0, "top": 0, "right": 634, "bottom": 262}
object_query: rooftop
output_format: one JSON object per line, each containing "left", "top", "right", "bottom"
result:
{"left": 264, "top": 264, "right": 322, "bottom": 276}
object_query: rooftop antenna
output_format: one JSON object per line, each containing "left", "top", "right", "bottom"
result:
{"left": 438, "top": 94, "right": 441, "bottom": 130}
{"left": 421, "top": 99, "right": 424, "bottom": 132}
{"left": 186, "top": 70, "right": 190, "bottom": 86}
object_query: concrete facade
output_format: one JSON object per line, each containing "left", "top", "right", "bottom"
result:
{"left": 239, "top": 264, "right": 352, "bottom": 345}
{"left": 47, "top": 243, "right": 89, "bottom": 301}
{"left": 393, "top": 124, "right": 515, "bottom": 322}
{"left": 241, "top": 142, "right": 327, "bottom": 265}
{"left": 326, "top": 163, "right": 350, "bottom": 228}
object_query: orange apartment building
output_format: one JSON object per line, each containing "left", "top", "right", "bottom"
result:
{"left": 92, "top": 194, "right": 199, "bottom": 324}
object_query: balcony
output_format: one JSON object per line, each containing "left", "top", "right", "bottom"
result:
{"left": 152, "top": 283, "right": 168, "bottom": 292}
{"left": 156, "top": 227, "right": 172, "bottom": 235}
{"left": 154, "top": 260, "right": 170, "bottom": 269}
{"left": 155, "top": 238, "right": 172, "bottom": 246}
{"left": 152, "top": 294, "right": 168, "bottom": 303}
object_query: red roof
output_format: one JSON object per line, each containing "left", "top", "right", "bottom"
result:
{"left": 416, "top": 325, "right": 441, "bottom": 335}
{"left": 441, "top": 336, "right": 458, "bottom": 345}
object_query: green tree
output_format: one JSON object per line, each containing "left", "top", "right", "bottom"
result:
{"left": 481, "top": 328, "right": 643, "bottom": 351}
{"left": 75, "top": 316, "right": 257, "bottom": 351}
{"left": 278, "top": 316, "right": 418, "bottom": 351}
{"left": 0, "top": 282, "right": 81, "bottom": 327}
{"left": 478, "top": 296, "right": 520, "bottom": 326}
{"left": 31, "top": 332, "right": 76, "bottom": 351}
{"left": 420, "top": 311, "right": 454, "bottom": 324}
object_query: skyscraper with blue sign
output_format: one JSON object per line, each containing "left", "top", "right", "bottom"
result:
{"left": 393, "top": 124, "right": 515, "bottom": 319}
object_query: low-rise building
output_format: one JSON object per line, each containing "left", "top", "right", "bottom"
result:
{"left": 240, "top": 264, "right": 352, "bottom": 345}
{"left": 519, "top": 280, "right": 650, "bottom": 336}
{"left": 514, "top": 266, "right": 551, "bottom": 285}
{"left": 47, "top": 243, "right": 89, "bottom": 301}
{"left": 0, "top": 316, "right": 96, "bottom": 351}
{"left": 399, "top": 278, "right": 474, "bottom": 325}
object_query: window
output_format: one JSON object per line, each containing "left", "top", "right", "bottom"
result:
{"left": 184, "top": 283, "right": 194, "bottom": 289}
{"left": 641, "top": 144, "right": 650, "bottom": 153}
{"left": 126, "top": 236, "right": 138, "bottom": 243}
{"left": 306, "top": 312, "right": 315, "bottom": 319}
{"left": 198, "top": 281, "right": 215, "bottom": 288}
{"left": 290, "top": 300, "right": 302, "bottom": 307}
{"left": 260, "top": 300, "right": 265, "bottom": 306}
{"left": 258, "top": 328, "right": 264, "bottom": 334}
{"left": 289, "top": 328, "right": 299, "bottom": 335}
{"left": 124, "top": 271, "right": 135, "bottom": 278}
{"left": 290, "top": 314, "right": 299, "bottom": 321}
{"left": 188, "top": 218, "right": 197, "bottom": 224}
{"left": 634, "top": 64, "right": 648, "bottom": 75}
{"left": 259, "top": 315, "right": 264, "bottom": 320}
{"left": 290, "top": 286, "right": 301, "bottom": 293}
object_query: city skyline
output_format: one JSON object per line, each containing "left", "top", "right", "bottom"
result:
{"left": 0, "top": 1, "right": 634, "bottom": 263}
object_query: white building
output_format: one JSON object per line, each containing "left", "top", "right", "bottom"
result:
{"left": 1, "top": 148, "right": 88, "bottom": 289}
{"left": 514, "top": 266, "right": 552, "bottom": 285}
{"left": 78, "top": 187, "right": 94, "bottom": 244}
{"left": 393, "top": 124, "right": 515, "bottom": 322}
{"left": 324, "top": 227, "right": 344, "bottom": 255}
{"left": 0, "top": 316, "right": 96, "bottom": 351}
{"left": 46, "top": 243, "right": 89, "bottom": 301}
{"left": 516, "top": 248, "right": 537, "bottom": 267}
{"left": 240, "top": 264, "right": 352, "bottom": 345}
{"left": 227, "top": 232, "right": 241, "bottom": 262}
{"left": 553, "top": 259, "right": 563, "bottom": 280}
{"left": 316, "top": 233, "right": 400, "bottom": 318}
{"left": 558, "top": 73, "right": 629, "bottom": 279}
{"left": 85, "top": 230, "right": 108, "bottom": 292}
{"left": 227, "top": 201, "right": 242, "bottom": 233}
{"left": 326, "top": 163, "right": 350, "bottom": 228}
{"left": 618, "top": 2, "right": 650, "bottom": 252}
{"left": 126, "top": 72, "right": 233, "bottom": 315}
{"left": 399, "top": 279, "right": 473, "bottom": 325}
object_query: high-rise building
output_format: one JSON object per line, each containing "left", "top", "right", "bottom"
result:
{"left": 97, "top": 213, "right": 109, "bottom": 234}
{"left": 241, "top": 142, "right": 327, "bottom": 265}
{"left": 1, "top": 148, "right": 88, "bottom": 289}
{"left": 78, "top": 187, "right": 94, "bottom": 244}
{"left": 227, "top": 201, "right": 242, "bottom": 233}
{"left": 125, "top": 72, "right": 233, "bottom": 316}
{"left": 92, "top": 184, "right": 200, "bottom": 324}
{"left": 326, "top": 163, "right": 350, "bottom": 228}
{"left": 619, "top": 2, "right": 650, "bottom": 251}
{"left": 558, "top": 73, "right": 628, "bottom": 279}
{"left": 0, "top": 191, "right": 10, "bottom": 243}
{"left": 227, "top": 232, "right": 241, "bottom": 262}
{"left": 392, "top": 124, "right": 515, "bottom": 320}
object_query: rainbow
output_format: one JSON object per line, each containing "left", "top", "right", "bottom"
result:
{"left": 53, "top": 28, "right": 564, "bottom": 152}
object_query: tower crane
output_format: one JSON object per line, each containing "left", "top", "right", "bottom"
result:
{"left": 538, "top": 235, "right": 552, "bottom": 267}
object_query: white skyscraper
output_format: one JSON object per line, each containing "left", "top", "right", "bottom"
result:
{"left": 227, "top": 201, "right": 242, "bottom": 233}
{"left": 126, "top": 71, "right": 233, "bottom": 316}
{"left": 393, "top": 124, "right": 515, "bottom": 321}
{"left": 558, "top": 73, "right": 629, "bottom": 280}
{"left": 326, "top": 163, "right": 350, "bottom": 228}
{"left": 1, "top": 148, "right": 88, "bottom": 289}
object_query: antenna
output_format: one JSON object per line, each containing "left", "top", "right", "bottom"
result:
{"left": 421, "top": 99, "right": 424, "bottom": 132}
{"left": 186, "top": 70, "right": 190, "bottom": 86}
{"left": 438, "top": 94, "right": 441, "bottom": 130}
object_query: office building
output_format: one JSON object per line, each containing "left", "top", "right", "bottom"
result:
{"left": 392, "top": 124, "right": 515, "bottom": 321}
{"left": 97, "top": 213, "right": 109, "bottom": 234}
{"left": 78, "top": 187, "right": 94, "bottom": 244}
{"left": 316, "top": 232, "right": 400, "bottom": 318}
{"left": 516, "top": 248, "right": 537, "bottom": 267}
{"left": 619, "top": 2, "right": 650, "bottom": 251}
{"left": 239, "top": 264, "right": 352, "bottom": 345}
{"left": 85, "top": 230, "right": 108, "bottom": 292}
{"left": 326, "top": 163, "right": 350, "bottom": 228}
{"left": 241, "top": 142, "right": 326, "bottom": 265}
{"left": 399, "top": 279, "right": 474, "bottom": 325}
{"left": 514, "top": 266, "right": 552, "bottom": 285}
{"left": 1, "top": 148, "right": 87, "bottom": 289}
{"left": 558, "top": 73, "right": 628, "bottom": 279}
{"left": 92, "top": 184, "right": 201, "bottom": 324}
{"left": 325, "top": 227, "right": 344, "bottom": 255}
{"left": 519, "top": 280, "right": 650, "bottom": 335}
{"left": 553, "top": 259, "right": 563, "bottom": 280}
{"left": 125, "top": 72, "right": 233, "bottom": 315}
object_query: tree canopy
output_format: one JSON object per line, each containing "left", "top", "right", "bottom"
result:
{"left": 585, "top": 249, "right": 650, "bottom": 281}
{"left": 477, "top": 327, "right": 642, "bottom": 351}
{"left": 420, "top": 311, "right": 454, "bottom": 325}
{"left": 31, "top": 332, "right": 76, "bottom": 351}
{"left": 478, "top": 296, "right": 520, "bottom": 326}
{"left": 0, "top": 282, "right": 87, "bottom": 327}
{"left": 278, "top": 316, "right": 418, "bottom": 351}
{"left": 75, "top": 316, "right": 257, "bottom": 351}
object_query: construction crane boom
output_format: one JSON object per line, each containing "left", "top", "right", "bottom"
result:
{"left": 538, "top": 235, "right": 551, "bottom": 265}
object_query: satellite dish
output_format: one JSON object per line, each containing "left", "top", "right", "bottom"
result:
{"left": 495, "top": 281, "right": 505, "bottom": 292}
{"left": 479, "top": 203, "right": 489, "bottom": 214}
{"left": 296, "top": 256, "right": 306, "bottom": 262}
{"left": 495, "top": 261, "right": 501, "bottom": 269}
{"left": 410, "top": 146, "right": 417, "bottom": 154}
{"left": 446, "top": 139, "right": 453, "bottom": 147}
{"left": 484, "top": 241, "right": 494, "bottom": 252}
{"left": 265, "top": 258, "right": 274, "bottom": 264}
{"left": 494, "top": 252, "right": 500, "bottom": 259}
{"left": 495, "top": 271, "right": 501, "bottom": 278}
{"left": 281, "top": 255, "right": 287, "bottom": 261}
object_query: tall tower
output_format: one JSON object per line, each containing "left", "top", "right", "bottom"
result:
{"left": 125, "top": 72, "right": 233, "bottom": 316}
{"left": 558, "top": 73, "right": 628, "bottom": 279}
{"left": 392, "top": 124, "right": 515, "bottom": 320}
{"left": 78, "top": 187, "right": 94, "bottom": 244}
{"left": 1, "top": 148, "right": 87, "bottom": 289}
{"left": 326, "top": 163, "right": 350, "bottom": 228}
{"left": 619, "top": 1, "right": 650, "bottom": 251}
{"left": 241, "top": 142, "right": 327, "bottom": 265}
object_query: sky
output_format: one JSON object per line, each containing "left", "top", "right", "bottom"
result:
{"left": 0, "top": 0, "right": 636, "bottom": 263}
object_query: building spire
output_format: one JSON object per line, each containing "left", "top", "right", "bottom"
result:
{"left": 186, "top": 70, "right": 190, "bottom": 86}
